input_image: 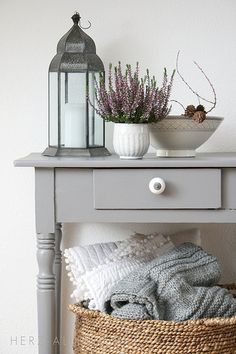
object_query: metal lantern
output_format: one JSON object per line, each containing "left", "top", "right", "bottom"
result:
{"left": 43, "top": 12, "right": 110, "bottom": 156}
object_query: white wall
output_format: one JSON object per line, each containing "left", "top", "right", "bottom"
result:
{"left": 1, "top": 0, "right": 236, "bottom": 353}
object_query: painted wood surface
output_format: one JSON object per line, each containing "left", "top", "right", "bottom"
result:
{"left": 37, "top": 233, "right": 56, "bottom": 354}
{"left": 55, "top": 223, "right": 62, "bottom": 354}
{"left": 93, "top": 168, "right": 221, "bottom": 209}
{"left": 14, "top": 152, "right": 236, "bottom": 168}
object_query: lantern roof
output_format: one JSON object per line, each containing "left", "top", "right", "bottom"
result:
{"left": 49, "top": 12, "right": 104, "bottom": 73}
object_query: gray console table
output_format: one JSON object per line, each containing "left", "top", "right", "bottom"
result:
{"left": 14, "top": 152, "right": 236, "bottom": 354}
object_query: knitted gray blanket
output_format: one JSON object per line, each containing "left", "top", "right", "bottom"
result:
{"left": 110, "top": 243, "right": 236, "bottom": 321}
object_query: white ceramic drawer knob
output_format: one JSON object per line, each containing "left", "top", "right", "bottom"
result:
{"left": 149, "top": 177, "right": 166, "bottom": 195}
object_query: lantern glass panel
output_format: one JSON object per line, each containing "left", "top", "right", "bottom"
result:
{"left": 49, "top": 72, "right": 58, "bottom": 147}
{"left": 60, "top": 72, "right": 87, "bottom": 149}
{"left": 88, "top": 72, "right": 104, "bottom": 147}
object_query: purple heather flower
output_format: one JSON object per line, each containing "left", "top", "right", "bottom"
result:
{"left": 89, "top": 63, "right": 175, "bottom": 123}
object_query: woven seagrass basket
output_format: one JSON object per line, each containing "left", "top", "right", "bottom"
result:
{"left": 70, "top": 284, "right": 236, "bottom": 354}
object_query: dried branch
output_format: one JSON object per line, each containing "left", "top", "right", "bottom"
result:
{"left": 170, "top": 99, "right": 185, "bottom": 111}
{"left": 193, "top": 61, "right": 217, "bottom": 113}
{"left": 176, "top": 51, "right": 216, "bottom": 109}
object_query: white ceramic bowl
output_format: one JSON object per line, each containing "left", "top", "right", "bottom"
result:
{"left": 149, "top": 115, "right": 223, "bottom": 157}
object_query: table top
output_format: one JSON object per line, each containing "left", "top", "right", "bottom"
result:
{"left": 14, "top": 152, "right": 236, "bottom": 168}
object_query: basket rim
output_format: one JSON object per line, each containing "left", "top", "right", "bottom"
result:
{"left": 69, "top": 304, "right": 236, "bottom": 326}
{"left": 69, "top": 283, "right": 236, "bottom": 326}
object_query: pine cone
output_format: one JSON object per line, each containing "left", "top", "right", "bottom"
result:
{"left": 193, "top": 111, "right": 206, "bottom": 123}
{"left": 185, "top": 105, "right": 196, "bottom": 117}
{"left": 196, "top": 104, "right": 205, "bottom": 112}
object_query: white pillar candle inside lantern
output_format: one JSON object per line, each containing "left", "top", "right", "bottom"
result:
{"left": 64, "top": 104, "right": 86, "bottom": 148}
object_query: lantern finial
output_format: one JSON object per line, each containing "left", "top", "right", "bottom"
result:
{"left": 72, "top": 12, "right": 81, "bottom": 25}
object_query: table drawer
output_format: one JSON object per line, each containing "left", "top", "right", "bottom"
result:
{"left": 93, "top": 169, "right": 221, "bottom": 209}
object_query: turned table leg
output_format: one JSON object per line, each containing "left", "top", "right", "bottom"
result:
{"left": 35, "top": 168, "right": 57, "bottom": 354}
{"left": 37, "top": 233, "right": 56, "bottom": 354}
{"left": 55, "top": 223, "right": 62, "bottom": 354}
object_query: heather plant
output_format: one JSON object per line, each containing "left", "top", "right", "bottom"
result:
{"left": 91, "top": 62, "right": 175, "bottom": 124}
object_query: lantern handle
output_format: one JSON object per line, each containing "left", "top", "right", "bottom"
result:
{"left": 79, "top": 19, "right": 92, "bottom": 30}
{"left": 72, "top": 12, "right": 91, "bottom": 29}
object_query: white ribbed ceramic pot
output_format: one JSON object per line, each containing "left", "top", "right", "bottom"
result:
{"left": 113, "top": 123, "right": 150, "bottom": 159}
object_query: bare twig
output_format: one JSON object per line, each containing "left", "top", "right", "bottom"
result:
{"left": 176, "top": 51, "right": 215, "bottom": 106}
{"left": 193, "top": 61, "right": 217, "bottom": 113}
{"left": 170, "top": 99, "right": 185, "bottom": 112}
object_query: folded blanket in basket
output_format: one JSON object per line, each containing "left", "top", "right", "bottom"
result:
{"left": 64, "top": 233, "right": 174, "bottom": 311}
{"left": 110, "top": 243, "right": 236, "bottom": 321}
{"left": 64, "top": 241, "right": 121, "bottom": 277}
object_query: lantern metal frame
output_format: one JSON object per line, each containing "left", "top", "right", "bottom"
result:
{"left": 43, "top": 13, "right": 110, "bottom": 157}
